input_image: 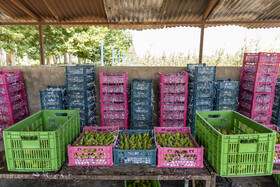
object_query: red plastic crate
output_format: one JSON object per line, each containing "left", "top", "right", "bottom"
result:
{"left": 242, "top": 53, "right": 280, "bottom": 74}
{"left": 241, "top": 72, "right": 278, "bottom": 84}
{"left": 159, "top": 71, "right": 188, "bottom": 84}
{"left": 68, "top": 126, "right": 119, "bottom": 166}
{"left": 0, "top": 71, "right": 22, "bottom": 84}
{"left": 239, "top": 89, "right": 274, "bottom": 104}
{"left": 99, "top": 72, "right": 128, "bottom": 84}
{"left": 240, "top": 80, "right": 275, "bottom": 93}
{"left": 264, "top": 125, "right": 280, "bottom": 164}
{"left": 154, "top": 127, "right": 204, "bottom": 168}
{"left": 0, "top": 90, "right": 26, "bottom": 104}
{"left": 238, "top": 107, "right": 271, "bottom": 124}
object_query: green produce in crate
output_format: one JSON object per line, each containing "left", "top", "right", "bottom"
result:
{"left": 155, "top": 132, "right": 195, "bottom": 148}
{"left": 273, "top": 130, "right": 280, "bottom": 144}
{"left": 216, "top": 128, "right": 235, "bottom": 135}
{"left": 119, "top": 132, "right": 154, "bottom": 150}
{"left": 127, "top": 180, "right": 152, "bottom": 187}
{"left": 73, "top": 130, "right": 118, "bottom": 146}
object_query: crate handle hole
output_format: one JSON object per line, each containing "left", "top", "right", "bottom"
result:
{"left": 21, "top": 136, "right": 38, "bottom": 140}
{"left": 55, "top": 113, "right": 68, "bottom": 117}
{"left": 208, "top": 115, "right": 221, "bottom": 118}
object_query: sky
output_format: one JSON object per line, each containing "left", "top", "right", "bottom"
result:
{"left": 130, "top": 26, "right": 280, "bottom": 57}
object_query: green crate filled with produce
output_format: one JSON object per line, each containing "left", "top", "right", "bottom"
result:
{"left": 124, "top": 180, "right": 160, "bottom": 187}
{"left": 4, "top": 110, "right": 80, "bottom": 172}
{"left": 195, "top": 110, "right": 276, "bottom": 177}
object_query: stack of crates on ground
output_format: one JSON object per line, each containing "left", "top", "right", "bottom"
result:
{"left": 0, "top": 70, "right": 29, "bottom": 140}
{"left": 272, "top": 80, "right": 280, "bottom": 127}
{"left": 66, "top": 65, "right": 96, "bottom": 130}
{"left": 159, "top": 72, "right": 188, "bottom": 128}
{"left": 214, "top": 79, "right": 239, "bottom": 111}
{"left": 187, "top": 64, "right": 216, "bottom": 136}
{"left": 238, "top": 52, "right": 280, "bottom": 125}
{"left": 131, "top": 79, "right": 153, "bottom": 129}
{"left": 40, "top": 85, "right": 67, "bottom": 110}
{"left": 99, "top": 72, "right": 128, "bottom": 129}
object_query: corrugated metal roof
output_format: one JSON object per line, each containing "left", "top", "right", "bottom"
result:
{"left": 0, "top": 0, "right": 280, "bottom": 29}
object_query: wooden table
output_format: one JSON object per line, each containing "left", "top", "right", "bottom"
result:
{"left": 0, "top": 151, "right": 213, "bottom": 187}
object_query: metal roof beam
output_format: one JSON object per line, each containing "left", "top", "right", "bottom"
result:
{"left": 203, "top": 0, "right": 217, "bottom": 20}
{"left": 9, "top": 0, "right": 42, "bottom": 21}
{"left": 42, "top": 0, "right": 61, "bottom": 22}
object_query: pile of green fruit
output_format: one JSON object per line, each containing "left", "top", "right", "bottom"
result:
{"left": 216, "top": 128, "right": 234, "bottom": 135}
{"left": 119, "top": 132, "right": 154, "bottom": 150}
{"left": 155, "top": 132, "right": 195, "bottom": 148}
{"left": 73, "top": 130, "right": 118, "bottom": 146}
{"left": 127, "top": 180, "right": 153, "bottom": 187}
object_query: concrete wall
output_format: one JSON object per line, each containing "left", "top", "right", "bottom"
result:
{"left": 0, "top": 66, "right": 242, "bottom": 126}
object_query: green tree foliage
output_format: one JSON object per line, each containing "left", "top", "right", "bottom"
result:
{"left": 0, "top": 25, "right": 132, "bottom": 64}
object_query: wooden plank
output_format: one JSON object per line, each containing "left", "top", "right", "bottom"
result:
{"left": 203, "top": 0, "right": 217, "bottom": 20}
{"left": 9, "top": 0, "right": 42, "bottom": 21}
{"left": 198, "top": 25, "right": 205, "bottom": 64}
{"left": 39, "top": 25, "right": 45, "bottom": 65}
{"left": 42, "top": 0, "right": 61, "bottom": 21}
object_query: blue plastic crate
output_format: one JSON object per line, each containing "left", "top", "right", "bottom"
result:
{"left": 188, "top": 82, "right": 215, "bottom": 91}
{"left": 67, "top": 98, "right": 95, "bottom": 108}
{"left": 66, "top": 81, "right": 95, "bottom": 92}
{"left": 216, "top": 97, "right": 238, "bottom": 106}
{"left": 131, "top": 112, "right": 151, "bottom": 121}
{"left": 113, "top": 130, "right": 156, "bottom": 166}
{"left": 131, "top": 84, "right": 152, "bottom": 100}
{"left": 186, "top": 63, "right": 206, "bottom": 75}
{"left": 66, "top": 73, "right": 95, "bottom": 83}
{"left": 272, "top": 109, "right": 280, "bottom": 127}
{"left": 215, "top": 104, "right": 237, "bottom": 111}
{"left": 131, "top": 98, "right": 151, "bottom": 107}
{"left": 188, "top": 97, "right": 214, "bottom": 106}
{"left": 67, "top": 89, "right": 95, "bottom": 100}
{"left": 41, "top": 105, "right": 65, "bottom": 110}
{"left": 131, "top": 120, "right": 152, "bottom": 129}
{"left": 132, "top": 79, "right": 152, "bottom": 91}
{"left": 39, "top": 90, "right": 66, "bottom": 110}
{"left": 66, "top": 65, "right": 95, "bottom": 75}
{"left": 188, "top": 66, "right": 216, "bottom": 82}
{"left": 216, "top": 81, "right": 239, "bottom": 91}
{"left": 188, "top": 88, "right": 214, "bottom": 98}
{"left": 131, "top": 105, "right": 152, "bottom": 114}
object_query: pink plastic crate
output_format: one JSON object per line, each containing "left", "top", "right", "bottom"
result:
{"left": 99, "top": 72, "right": 128, "bottom": 84}
{"left": 239, "top": 89, "right": 274, "bottom": 103}
{"left": 161, "top": 120, "right": 185, "bottom": 127}
{"left": 103, "top": 120, "right": 127, "bottom": 129}
{"left": 0, "top": 70, "right": 22, "bottom": 84}
{"left": 264, "top": 125, "right": 280, "bottom": 164}
{"left": 101, "top": 85, "right": 125, "bottom": 93}
{"left": 101, "top": 94, "right": 125, "bottom": 102}
{"left": 161, "top": 103, "right": 186, "bottom": 111}
{"left": 238, "top": 108, "right": 271, "bottom": 124}
{"left": 242, "top": 53, "right": 280, "bottom": 74}
{"left": 161, "top": 112, "right": 185, "bottom": 120}
{"left": 0, "top": 82, "right": 24, "bottom": 95}
{"left": 238, "top": 100, "right": 273, "bottom": 113}
{"left": 68, "top": 126, "right": 119, "bottom": 166}
{"left": 154, "top": 127, "right": 204, "bottom": 168}
{"left": 0, "top": 90, "right": 26, "bottom": 105}
{"left": 0, "top": 124, "right": 9, "bottom": 140}
{"left": 241, "top": 72, "right": 278, "bottom": 84}
{"left": 103, "top": 112, "right": 126, "bottom": 120}
{"left": 0, "top": 106, "right": 29, "bottom": 124}
{"left": 0, "top": 99, "right": 27, "bottom": 114}
{"left": 102, "top": 103, "right": 125, "bottom": 111}
{"left": 159, "top": 71, "right": 188, "bottom": 84}
{"left": 240, "top": 80, "right": 275, "bottom": 93}
{"left": 161, "top": 84, "right": 187, "bottom": 94}
{"left": 162, "top": 94, "right": 187, "bottom": 102}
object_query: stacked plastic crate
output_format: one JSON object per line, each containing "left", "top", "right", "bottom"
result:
{"left": 40, "top": 85, "right": 67, "bottom": 110}
{"left": 159, "top": 72, "right": 188, "bottom": 128}
{"left": 238, "top": 52, "right": 280, "bottom": 125}
{"left": 187, "top": 64, "right": 216, "bottom": 136}
{"left": 0, "top": 70, "right": 29, "bottom": 139}
{"left": 272, "top": 81, "right": 280, "bottom": 127}
{"left": 131, "top": 79, "right": 153, "bottom": 129}
{"left": 214, "top": 79, "right": 239, "bottom": 111}
{"left": 99, "top": 72, "right": 128, "bottom": 129}
{"left": 66, "top": 65, "right": 96, "bottom": 130}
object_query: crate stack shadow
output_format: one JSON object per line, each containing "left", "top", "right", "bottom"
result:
{"left": 131, "top": 79, "right": 153, "bottom": 129}
{"left": 238, "top": 52, "right": 280, "bottom": 124}
{"left": 66, "top": 65, "right": 96, "bottom": 131}
{"left": 0, "top": 70, "right": 29, "bottom": 140}
{"left": 187, "top": 64, "right": 216, "bottom": 136}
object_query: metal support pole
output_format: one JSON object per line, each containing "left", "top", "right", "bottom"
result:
{"left": 112, "top": 46, "right": 114, "bottom": 66}
{"left": 118, "top": 50, "right": 120, "bottom": 65}
{"left": 101, "top": 40, "right": 104, "bottom": 66}
{"left": 39, "top": 25, "right": 45, "bottom": 65}
{"left": 199, "top": 25, "right": 205, "bottom": 64}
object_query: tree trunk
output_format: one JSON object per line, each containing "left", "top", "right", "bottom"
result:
{"left": 10, "top": 52, "right": 15, "bottom": 66}
{"left": 52, "top": 55, "right": 57, "bottom": 66}
{"left": 46, "top": 51, "right": 50, "bottom": 65}
{"left": 69, "top": 54, "right": 72, "bottom": 65}
{"left": 83, "top": 58, "right": 86, "bottom": 64}
{"left": 6, "top": 52, "right": 10, "bottom": 66}
{"left": 64, "top": 54, "right": 68, "bottom": 64}
{"left": 78, "top": 58, "right": 81, "bottom": 64}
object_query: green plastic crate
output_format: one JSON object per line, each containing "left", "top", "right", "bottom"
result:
{"left": 195, "top": 110, "right": 276, "bottom": 177}
{"left": 124, "top": 180, "right": 160, "bottom": 187}
{"left": 4, "top": 110, "right": 80, "bottom": 172}
{"left": 273, "top": 174, "right": 280, "bottom": 186}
